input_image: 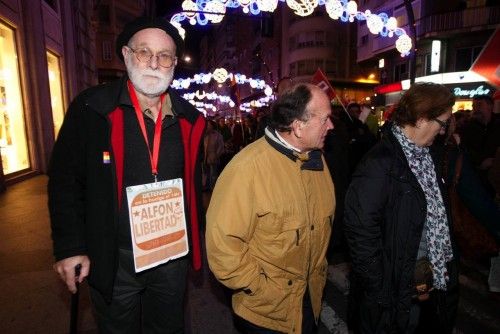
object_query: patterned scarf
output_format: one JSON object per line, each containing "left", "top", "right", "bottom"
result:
{"left": 392, "top": 125, "right": 453, "bottom": 290}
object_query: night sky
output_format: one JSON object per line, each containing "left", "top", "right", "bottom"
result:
{"left": 155, "top": 0, "right": 212, "bottom": 75}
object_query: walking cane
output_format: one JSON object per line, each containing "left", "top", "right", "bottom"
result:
{"left": 70, "top": 264, "right": 82, "bottom": 334}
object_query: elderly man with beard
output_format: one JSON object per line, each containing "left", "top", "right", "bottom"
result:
{"left": 48, "top": 17, "right": 205, "bottom": 333}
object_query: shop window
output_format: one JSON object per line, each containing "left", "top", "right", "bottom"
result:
{"left": 315, "top": 31, "right": 326, "bottom": 46}
{"left": 0, "top": 23, "right": 30, "bottom": 174}
{"left": 394, "top": 62, "right": 408, "bottom": 81}
{"left": 47, "top": 51, "right": 65, "bottom": 138}
{"left": 455, "top": 46, "right": 482, "bottom": 71}
{"left": 423, "top": 54, "right": 431, "bottom": 75}
{"left": 102, "top": 41, "right": 112, "bottom": 61}
{"left": 297, "top": 32, "right": 315, "bottom": 48}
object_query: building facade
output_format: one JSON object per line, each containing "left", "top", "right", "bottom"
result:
{"left": 0, "top": 0, "right": 98, "bottom": 190}
{"left": 282, "top": 7, "right": 377, "bottom": 104}
{"left": 94, "top": 0, "right": 153, "bottom": 83}
{"left": 198, "top": 9, "right": 282, "bottom": 116}
{"left": 357, "top": 0, "right": 499, "bottom": 108}
{"left": 197, "top": 4, "right": 380, "bottom": 117}
{"left": 0, "top": 0, "right": 152, "bottom": 190}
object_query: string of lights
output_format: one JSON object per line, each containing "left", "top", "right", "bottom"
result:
{"left": 172, "top": 69, "right": 276, "bottom": 114}
{"left": 170, "top": 0, "right": 412, "bottom": 56}
{"left": 182, "top": 90, "right": 275, "bottom": 114}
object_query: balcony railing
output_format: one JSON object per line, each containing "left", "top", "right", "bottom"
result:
{"left": 417, "top": 6, "right": 500, "bottom": 36}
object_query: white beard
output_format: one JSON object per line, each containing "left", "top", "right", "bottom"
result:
{"left": 125, "top": 55, "right": 174, "bottom": 97}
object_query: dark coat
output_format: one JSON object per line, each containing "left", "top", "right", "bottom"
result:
{"left": 343, "top": 129, "right": 459, "bottom": 333}
{"left": 48, "top": 76, "right": 205, "bottom": 301}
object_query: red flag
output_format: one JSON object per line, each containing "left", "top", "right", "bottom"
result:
{"left": 311, "top": 68, "right": 336, "bottom": 100}
{"left": 230, "top": 75, "right": 241, "bottom": 107}
{"left": 470, "top": 28, "right": 500, "bottom": 88}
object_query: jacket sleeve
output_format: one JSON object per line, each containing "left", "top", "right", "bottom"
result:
{"left": 343, "top": 155, "right": 390, "bottom": 302}
{"left": 47, "top": 95, "right": 88, "bottom": 261}
{"left": 205, "top": 158, "right": 262, "bottom": 294}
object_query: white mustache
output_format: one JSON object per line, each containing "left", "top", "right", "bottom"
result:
{"left": 140, "top": 70, "right": 162, "bottom": 79}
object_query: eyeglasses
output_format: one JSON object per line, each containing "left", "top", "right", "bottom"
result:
{"left": 127, "top": 47, "right": 176, "bottom": 68}
{"left": 432, "top": 118, "right": 450, "bottom": 129}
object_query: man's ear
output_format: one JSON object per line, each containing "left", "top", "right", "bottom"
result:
{"left": 291, "top": 119, "right": 303, "bottom": 138}
{"left": 122, "top": 46, "right": 129, "bottom": 60}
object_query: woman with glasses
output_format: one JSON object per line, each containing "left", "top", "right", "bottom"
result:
{"left": 344, "top": 82, "right": 459, "bottom": 333}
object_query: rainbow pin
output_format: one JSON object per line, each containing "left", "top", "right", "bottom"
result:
{"left": 103, "top": 151, "right": 111, "bottom": 164}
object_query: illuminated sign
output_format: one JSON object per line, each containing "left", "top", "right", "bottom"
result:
{"left": 431, "top": 40, "right": 441, "bottom": 73}
{"left": 453, "top": 85, "right": 490, "bottom": 98}
{"left": 379, "top": 58, "right": 385, "bottom": 69}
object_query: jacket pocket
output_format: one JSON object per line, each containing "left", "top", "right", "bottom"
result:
{"left": 253, "top": 215, "right": 307, "bottom": 269}
{"left": 241, "top": 273, "right": 292, "bottom": 321}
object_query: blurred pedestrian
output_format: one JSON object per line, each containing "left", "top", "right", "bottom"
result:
{"left": 461, "top": 95, "right": 500, "bottom": 197}
{"left": 204, "top": 120, "right": 225, "bottom": 190}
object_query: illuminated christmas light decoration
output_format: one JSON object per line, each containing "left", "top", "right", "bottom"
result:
{"left": 395, "top": 33, "right": 412, "bottom": 57}
{"left": 345, "top": 1, "right": 357, "bottom": 22}
{"left": 386, "top": 17, "right": 398, "bottom": 36}
{"left": 325, "top": 0, "right": 343, "bottom": 20}
{"left": 171, "top": 0, "right": 412, "bottom": 57}
{"left": 181, "top": 0, "right": 198, "bottom": 25}
{"left": 204, "top": 0, "right": 226, "bottom": 23}
{"left": 172, "top": 68, "right": 271, "bottom": 93}
{"left": 256, "top": 0, "right": 279, "bottom": 12}
{"left": 238, "top": 0, "right": 252, "bottom": 13}
{"left": 170, "top": 20, "right": 186, "bottom": 39}
{"left": 365, "top": 10, "right": 384, "bottom": 35}
{"left": 286, "top": 0, "right": 319, "bottom": 17}
{"left": 171, "top": 68, "right": 276, "bottom": 113}
{"left": 183, "top": 89, "right": 275, "bottom": 114}
{"left": 212, "top": 68, "right": 229, "bottom": 83}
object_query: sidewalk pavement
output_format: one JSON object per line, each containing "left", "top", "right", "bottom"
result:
{"left": 0, "top": 175, "right": 97, "bottom": 333}
{"left": 327, "top": 254, "right": 500, "bottom": 333}
{"left": 0, "top": 175, "right": 236, "bottom": 334}
{"left": 1, "top": 175, "right": 499, "bottom": 333}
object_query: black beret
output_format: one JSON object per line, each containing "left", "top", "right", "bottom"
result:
{"left": 116, "top": 16, "right": 184, "bottom": 61}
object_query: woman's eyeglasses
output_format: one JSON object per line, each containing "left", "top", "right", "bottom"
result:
{"left": 433, "top": 118, "right": 450, "bottom": 130}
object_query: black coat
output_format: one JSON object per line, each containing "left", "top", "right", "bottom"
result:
{"left": 343, "top": 129, "right": 459, "bottom": 333}
{"left": 48, "top": 76, "right": 205, "bottom": 301}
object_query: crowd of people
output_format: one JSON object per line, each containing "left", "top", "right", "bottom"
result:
{"left": 47, "top": 15, "right": 499, "bottom": 334}
{"left": 201, "top": 110, "right": 269, "bottom": 191}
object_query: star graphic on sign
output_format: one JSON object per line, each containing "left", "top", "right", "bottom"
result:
{"left": 133, "top": 210, "right": 140, "bottom": 217}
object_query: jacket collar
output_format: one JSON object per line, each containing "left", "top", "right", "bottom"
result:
{"left": 264, "top": 127, "right": 324, "bottom": 171}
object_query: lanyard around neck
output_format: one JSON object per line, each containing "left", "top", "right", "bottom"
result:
{"left": 127, "top": 80, "right": 165, "bottom": 181}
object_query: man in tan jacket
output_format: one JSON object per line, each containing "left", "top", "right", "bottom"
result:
{"left": 206, "top": 83, "right": 335, "bottom": 333}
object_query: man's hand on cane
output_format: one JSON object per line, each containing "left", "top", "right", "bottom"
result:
{"left": 53, "top": 255, "right": 90, "bottom": 294}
